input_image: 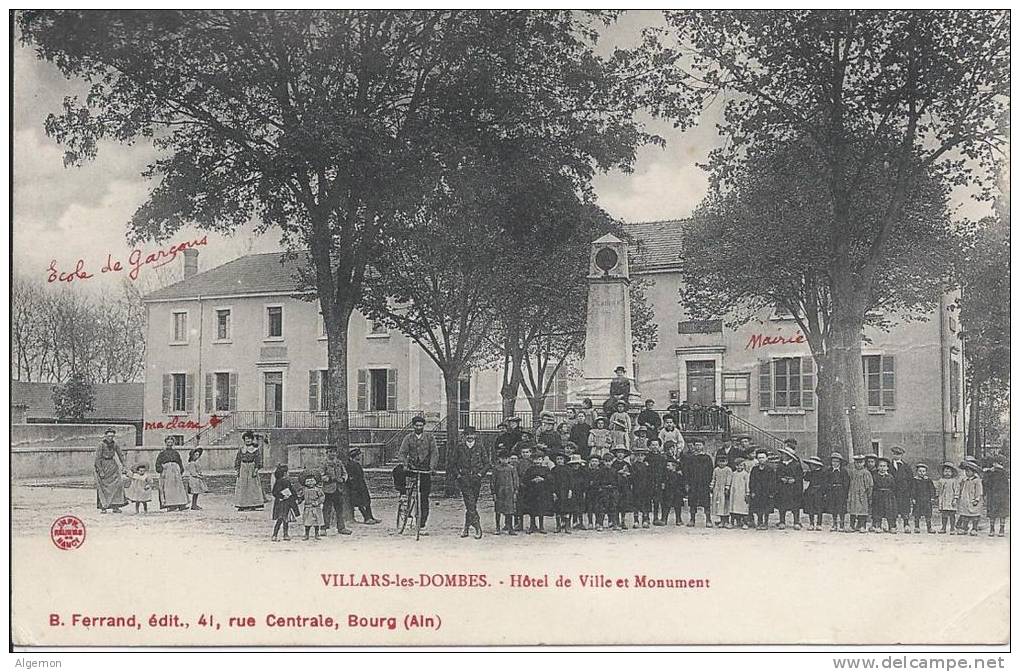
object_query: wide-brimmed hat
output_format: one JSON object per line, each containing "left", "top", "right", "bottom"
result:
{"left": 778, "top": 445, "right": 798, "bottom": 459}
{"left": 540, "top": 411, "right": 556, "bottom": 421}
{"left": 783, "top": 438, "right": 798, "bottom": 448}
{"left": 594, "top": 416, "right": 607, "bottom": 427}
{"left": 852, "top": 454, "right": 866, "bottom": 461}
{"left": 614, "top": 366, "right": 626, "bottom": 373}
{"left": 830, "top": 452, "right": 846, "bottom": 462}
{"left": 804, "top": 456, "right": 824, "bottom": 467}
{"left": 506, "top": 416, "right": 521, "bottom": 423}
{"left": 914, "top": 462, "right": 929, "bottom": 470}
{"left": 612, "top": 445, "right": 631, "bottom": 456}
{"left": 568, "top": 454, "right": 584, "bottom": 465}
{"left": 891, "top": 445, "right": 905, "bottom": 455}
{"left": 877, "top": 456, "right": 891, "bottom": 466}
{"left": 104, "top": 427, "right": 117, "bottom": 435}
{"left": 349, "top": 447, "right": 362, "bottom": 458}
{"left": 959, "top": 460, "right": 982, "bottom": 473}
{"left": 941, "top": 461, "right": 958, "bottom": 473}
{"left": 863, "top": 453, "right": 878, "bottom": 460}
{"left": 411, "top": 415, "right": 426, "bottom": 424}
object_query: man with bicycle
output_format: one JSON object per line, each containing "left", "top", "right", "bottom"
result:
{"left": 395, "top": 415, "right": 439, "bottom": 535}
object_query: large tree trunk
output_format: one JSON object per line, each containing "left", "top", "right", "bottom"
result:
{"left": 830, "top": 313, "right": 872, "bottom": 457}
{"left": 325, "top": 303, "right": 354, "bottom": 453}
{"left": 527, "top": 394, "right": 546, "bottom": 427}
{"left": 814, "top": 350, "right": 850, "bottom": 458}
{"left": 442, "top": 370, "right": 463, "bottom": 496}
{"left": 501, "top": 360, "right": 523, "bottom": 418}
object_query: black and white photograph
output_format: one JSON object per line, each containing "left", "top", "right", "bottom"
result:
{"left": 8, "top": 8, "right": 1012, "bottom": 651}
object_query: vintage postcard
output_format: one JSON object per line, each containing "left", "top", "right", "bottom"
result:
{"left": 9, "top": 9, "right": 1010, "bottom": 649}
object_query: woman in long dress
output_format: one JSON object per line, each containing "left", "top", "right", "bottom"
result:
{"left": 95, "top": 428, "right": 127, "bottom": 513}
{"left": 234, "top": 431, "right": 266, "bottom": 510}
{"left": 155, "top": 437, "right": 189, "bottom": 511}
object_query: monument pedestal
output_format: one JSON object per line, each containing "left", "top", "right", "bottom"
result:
{"left": 569, "top": 233, "right": 640, "bottom": 411}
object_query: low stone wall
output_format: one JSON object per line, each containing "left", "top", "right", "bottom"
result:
{"left": 287, "top": 444, "right": 387, "bottom": 471}
{"left": 12, "top": 423, "right": 137, "bottom": 449}
{"left": 12, "top": 444, "right": 243, "bottom": 479}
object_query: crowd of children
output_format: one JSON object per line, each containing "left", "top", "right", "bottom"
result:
{"left": 484, "top": 408, "right": 1010, "bottom": 538}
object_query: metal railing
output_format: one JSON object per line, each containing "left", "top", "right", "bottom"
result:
{"left": 229, "top": 409, "right": 425, "bottom": 430}
{"left": 727, "top": 413, "right": 785, "bottom": 453}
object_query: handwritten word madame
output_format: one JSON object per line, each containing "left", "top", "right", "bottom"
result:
{"left": 46, "top": 235, "right": 209, "bottom": 284}
{"left": 745, "top": 331, "right": 807, "bottom": 350}
{"left": 144, "top": 415, "right": 222, "bottom": 431}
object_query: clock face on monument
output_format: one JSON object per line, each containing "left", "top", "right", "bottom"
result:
{"left": 594, "top": 247, "right": 619, "bottom": 273}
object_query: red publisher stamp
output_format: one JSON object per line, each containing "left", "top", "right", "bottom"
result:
{"left": 51, "top": 515, "right": 86, "bottom": 550}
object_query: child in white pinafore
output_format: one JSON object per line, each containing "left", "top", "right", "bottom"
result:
{"left": 125, "top": 464, "right": 154, "bottom": 514}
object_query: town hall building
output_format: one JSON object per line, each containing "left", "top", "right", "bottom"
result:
{"left": 141, "top": 221, "right": 966, "bottom": 465}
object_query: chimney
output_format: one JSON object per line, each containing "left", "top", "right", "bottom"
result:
{"left": 183, "top": 248, "right": 199, "bottom": 279}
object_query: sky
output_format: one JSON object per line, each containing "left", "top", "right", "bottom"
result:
{"left": 11, "top": 10, "right": 993, "bottom": 294}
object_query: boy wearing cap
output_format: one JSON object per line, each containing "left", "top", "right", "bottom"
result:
{"left": 871, "top": 457, "right": 897, "bottom": 533}
{"left": 775, "top": 440, "right": 804, "bottom": 530}
{"left": 550, "top": 452, "right": 577, "bottom": 533}
{"left": 956, "top": 461, "right": 984, "bottom": 536}
{"left": 637, "top": 399, "right": 663, "bottom": 436}
{"left": 802, "top": 456, "right": 826, "bottom": 530}
{"left": 662, "top": 459, "right": 686, "bottom": 525}
{"left": 589, "top": 454, "right": 616, "bottom": 531}
{"left": 826, "top": 453, "right": 850, "bottom": 532}
{"left": 646, "top": 437, "right": 668, "bottom": 525}
{"left": 537, "top": 412, "right": 562, "bottom": 451}
{"left": 889, "top": 446, "right": 914, "bottom": 534}
{"left": 847, "top": 454, "right": 874, "bottom": 533}
{"left": 567, "top": 453, "right": 589, "bottom": 530}
{"left": 659, "top": 416, "right": 686, "bottom": 460}
{"left": 683, "top": 440, "right": 715, "bottom": 527}
{"left": 748, "top": 449, "right": 777, "bottom": 530}
{"left": 514, "top": 443, "right": 536, "bottom": 532}
{"left": 984, "top": 457, "right": 1009, "bottom": 537}
{"left": 935, "top": 462, "right": 961, "bottom": 534}
{"left": 321, "top": 447, "right": 353, "bottom": 536}
{"left": 491, "top": 450, "right": 519, "bottom": 535}
{"left": 909, "top": 463, "right": 936, "bottom": 534}
{"left": 396, "top": 415, "right": 439, "bottom": 534}
{"left": 630, "top": 447, "right": 654, "bottom": 528}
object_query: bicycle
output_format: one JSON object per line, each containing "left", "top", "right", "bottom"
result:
{"left": 395, "top": 467, "right": 429, "bottom": 541}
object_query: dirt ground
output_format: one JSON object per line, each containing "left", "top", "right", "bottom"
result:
{"left": 10, "top": 474, "right": 1011, "bottom": 647}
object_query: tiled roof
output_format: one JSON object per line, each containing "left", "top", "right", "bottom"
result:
{"left": 12, "top": 381, "right": 144, "bottom": 420}
{"left": 622, "top": 220, "right": 687, "bottom": 272}
{"left": 142, "top": 223, "right": 683, "bottom": 301}
{"left": 142, "top": 251, "right": 310, "bottom": 301}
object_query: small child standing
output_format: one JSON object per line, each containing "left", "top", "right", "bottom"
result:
{"left": 984, "top": 457, "right": 1009, "bottom": 537}
{"left": 491, "top": 450, "right": 519, "bottom": 536}
{"left": 910, "top": 462, "right": 936, "bottom": 534}
{"left": 271, "top": 464, "right": 299, "bottom": 541}
{"left": 550, "top": 452, "right": 577, "bottom": 534}
{"left": 184, "top": 448, "right": 208, "bottom": 511}
{"left": 956, "top": 461, "right": 984, "bottom": 536}
{"left": 125, "top": 464, "right": 153, "bottom": 514}
{"left": 630, "top": 448, "right": 654, "bottom": 528}
{"left": 710, "top": 453, "right": 733, "bottom": 528}
{"left": 615, "top": 462, "right": 633, "bottom": 531}
{"left": 935, "top": 462, "right": 961, "bottom": 534}
{"left": 301, "top": 475, "right": 325, "bottom": 540}
{"left": 729, "top": 457, "right": 750, "bottom": 529}
{"left": 801, "top": 457, "right": 826, "bottom": 530}
{"left": 871, "top": 457, "right": 898, "bottom": 533}
{"left": 663, "top": 459, "right": 686, "bottom": 526}
{"left": 568, "top": 454, "right": 590, "bottom": 530}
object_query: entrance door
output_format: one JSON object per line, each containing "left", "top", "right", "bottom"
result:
{"left": 686, "top": 360, "right": 716, "bottom": 405}
{"left": 264, "top": 372, "right": 283, "bottom": 427}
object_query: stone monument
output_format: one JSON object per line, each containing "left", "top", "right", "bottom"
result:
{"left": 572, "top": 232, "right": 639, "bottom": 407}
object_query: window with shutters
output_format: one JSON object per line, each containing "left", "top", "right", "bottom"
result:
{"left": 358, "top": 368, "right": 397, "bottom": 411}
{"left": 214, "top": 372, "right": 231, "bottom": 412}
{"left": 309, "top": 370, "right": 330, "bottom": 412}
{"left": 758, "top": 357, "right": 815, "bottom": 411}
{"left": 547, "top": 365, "right": 569, "bottom": 412}
{"left": 172, "top": 373, "right": 188, "bottom": 412}
{"left": 215, "top": 309, "right": 231, "bottom": 341}
{"left": 863, "top": 354, "right": 896, "bottom": 410}
{"left": 168, "top": 435, "right": 185, "bottom": 446}
{"left": 367, "top": 319, "right": 389, "bottom": 337}
{"left": 265, "top": 305, "right": 284, "bottom": 340}
{"left": 171, "top": 311, "right": 188, "bottom": 344}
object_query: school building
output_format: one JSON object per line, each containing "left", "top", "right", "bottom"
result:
{"left": 140, "top": 220, "right": 965, "bottom": 466}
